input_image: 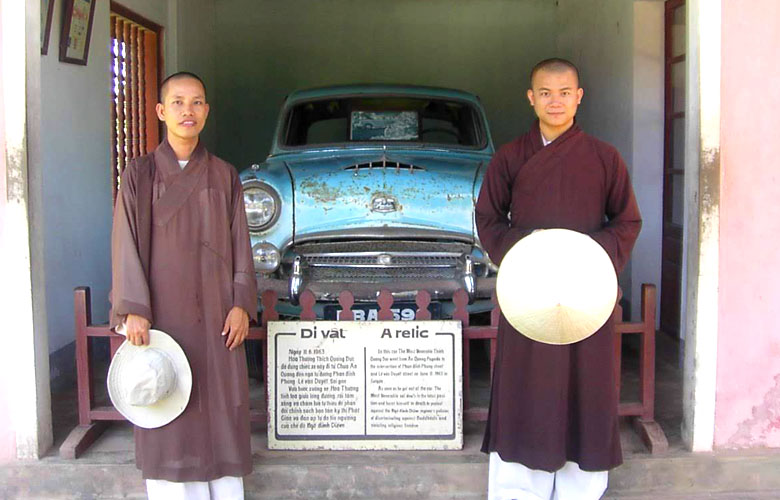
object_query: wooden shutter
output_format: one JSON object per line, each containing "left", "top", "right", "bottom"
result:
{"left": 110, "top": 7, "right": 161, "bottom": 202}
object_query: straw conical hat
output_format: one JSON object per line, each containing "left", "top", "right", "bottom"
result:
{"left": 495, "top": 228, "right": 618, "bottom": 345}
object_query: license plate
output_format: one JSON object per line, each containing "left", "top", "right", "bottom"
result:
{"left": 323, "top": 302, "right": 441, "bottom": 321}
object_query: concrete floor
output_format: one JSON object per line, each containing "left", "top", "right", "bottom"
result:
{"left": 3, "top": 333, "right": 780, "bottom": 499}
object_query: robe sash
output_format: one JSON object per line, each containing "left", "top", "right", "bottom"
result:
{"left": 510, "top": 122, "right": 584, "bottom": 200}
{"left": 152, "top": 140, "right": 209, "bottom": 227}
{"left": 135, "top": 156, "right": 154, "bottom": 280}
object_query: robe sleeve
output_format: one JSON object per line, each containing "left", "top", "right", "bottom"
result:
{"left": 475, "top": 146, "right": 534, "bottom": 266}
{"left": 110, "top": 164, "right": 153, "bottom": 328}
{"left": 229, "top": 170, "right": 259, "bottom": 322}
{"left": 588, "top": 148, "right": 642, "bottom": 274}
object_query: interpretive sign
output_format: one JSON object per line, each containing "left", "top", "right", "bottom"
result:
{"left": 267, "top": 320, "right": 462, "bottom": 450}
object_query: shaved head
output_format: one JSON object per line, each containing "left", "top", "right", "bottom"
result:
{"left": 530, "top": 58, "right": 580, "bottom": 88}
{"left": 159, "top": 71, "right": 206, "bottom": 103}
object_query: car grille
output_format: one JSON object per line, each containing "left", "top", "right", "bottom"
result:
{"left": 308, "top": 266, "right": 458, "bottom": 283}
{"left": 343, "top": 161, "right": 425, "bottom": 173}
{"left": 306, "top": 253, "right": 458, "bottom": 268}
{"left": 286, "top": 240, "right": 472, "bottom": 283}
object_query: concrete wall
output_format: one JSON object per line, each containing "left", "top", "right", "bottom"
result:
{"left": 211, "top": 0, "right": 659, "bottom": 318}
{"left": 171, "top": 0, "right": 218, "bottom": 150}
{"left": 40, "top": 0, "right": 220, "bottom": 362}
{"left": 0, "top": 0, "right": 14, "bottom": 462}
{"left": 2, "top": 0, "right": 54, "bottom": 461}
{"left": 40, "top": 0, "right": 113, "bottom": 359}
{"left": 630, "top": 1, "right": 664, "bottom": 325}
{"left": 554, "top": 0, "right": 634, "bottom": 159}
{"left": 716, "top": 0, "right": 780, "bottom": 448}
{"left": 17, "top": 0, "right": 220, "bottom": 458}
{"left": 38, "top": 0, "right": 201, "bottom": 375}
{"left": 39, "top": 0, "right": 171, "bottom": 370}
{"left": 681, "top": 0, "right": 720, "bottom": 451}
{"left": 213, "top": 0, "right": 556, "bottom": 169}
{"left": 554, "top": 0, "right": 650, "bottom": 318}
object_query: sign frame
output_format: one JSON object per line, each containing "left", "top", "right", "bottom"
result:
{"left": 267, "top": 320, "right": 463, "bottom": 450}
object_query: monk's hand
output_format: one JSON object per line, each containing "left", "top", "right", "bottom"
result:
{"left": 222, "top": 306, "right": 249, "bottom": 351}
{"left": 125, "top": 314, "right": 151, "bottom": 346}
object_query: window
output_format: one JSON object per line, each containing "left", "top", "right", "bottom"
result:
{"left": 110, "top": 3, "right": 162, "bottom": 201}
{"left": 350, "top": 111, "right": 419, "bottom": 141}
{"left": 282, "top": 97, "right": 485, "bottom": 148}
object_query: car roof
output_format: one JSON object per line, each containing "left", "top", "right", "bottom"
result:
{"left": 285, "top": 84, "right": 483, "bottom": 105}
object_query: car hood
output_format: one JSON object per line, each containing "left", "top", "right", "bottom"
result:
{"left": 285, "top": 152, "right": 483, "bottom": 240}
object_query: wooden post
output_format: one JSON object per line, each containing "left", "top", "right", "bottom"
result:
{"left": 73, "top": 287, "right": 93, "bottom": 427}
{"left": 337, "top": 291, "right": 354, "bottom": 321}
{"left": 61, "top": 288, "right": 111, "bottom": 459}
{"left": 299, "top": 290, "right": 316, "bottom": 320}
{"left": 257, "top": 290, "right": 278, "bottom": 425}
{"left": 415, "top": 290, "right": 432, "bottom": 320}
{"left": 453, "top": 289, "right": 471, "bottom": 415}
{"left": 640, "top": 284, "right": 657, "bottom": 420}
{"left": 376, "top": 289, "right": 394, "bottom": 320}
{"left": 634, "top": 285, "right": 668, "bottom": 453}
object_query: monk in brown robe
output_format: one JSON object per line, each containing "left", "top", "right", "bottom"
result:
{"left": 110, "top": 72, "right": 257, "bottom": 499}
{"left": 476, "top": 59, "right": 641, "bottom": 499}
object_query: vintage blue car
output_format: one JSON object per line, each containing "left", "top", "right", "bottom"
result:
{"left": 240, "top": 84, "right": 496, "bottom": 319}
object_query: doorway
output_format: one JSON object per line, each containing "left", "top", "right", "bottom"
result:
{"left": 661, "top": 0, "right": 686, "bottom": 337}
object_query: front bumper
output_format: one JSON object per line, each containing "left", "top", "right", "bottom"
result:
{"left": 257, "top": 273, "right": 497, "bottom": 303}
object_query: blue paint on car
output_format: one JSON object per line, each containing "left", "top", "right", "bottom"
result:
{"left": 240, "top": 84, "right": 497, "bottom": 318}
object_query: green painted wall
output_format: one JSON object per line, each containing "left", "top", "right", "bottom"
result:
{"left": 174, "top": 0, "right": 219, "bottom": 151}
{"left": 209, "top": 0, "right": 645, "bottom": 311}
{"left": 213, "top": 0, "right": 557, "bottom": 169}
{"left": 554, "top": 0, "right": 637, "bottom": 310}
{"left": 555, "top": 0, "right": 635, "bottom": 168}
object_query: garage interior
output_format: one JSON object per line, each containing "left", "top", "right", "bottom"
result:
{"left": 31, "top": 0, "right": 687, "bottom": 497}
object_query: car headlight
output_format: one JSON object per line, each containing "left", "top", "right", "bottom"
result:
{"left": 243, "top": 182, "right": 280, "bottom": 231}
{"left": 252, "top": 242, "right": 281, "bottom": 273}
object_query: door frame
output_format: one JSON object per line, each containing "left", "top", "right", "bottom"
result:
{"left": 1, "top": 0, "right": 723, "bottom": 459}
{"left": 680, "top": 0, "right": 721, "bottom": 453}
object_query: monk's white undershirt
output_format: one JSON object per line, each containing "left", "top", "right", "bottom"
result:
{"left": 178, "top": 160, "right": 188, "bottom": 169}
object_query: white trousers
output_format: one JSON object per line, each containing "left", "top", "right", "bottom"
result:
{"left": 146, "top": 476, "right": 244, "bottom": 500}
{"left": 488, "top": 452, "right": 608, "bottom": 500}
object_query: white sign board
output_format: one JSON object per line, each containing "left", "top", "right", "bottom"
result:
{"left": 268, "top": 320, "right": 462, "bottom": 450}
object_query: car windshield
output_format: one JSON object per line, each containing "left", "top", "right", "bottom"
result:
{"left": 282, "top": 96, "right": 485, "bottom": 148}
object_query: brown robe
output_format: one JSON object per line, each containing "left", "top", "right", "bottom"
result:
{"left": 110, "top": 140, "right": 258, "bottom": 481}
{"left": 476, "top": 121, "right": 641, "bottom": 472}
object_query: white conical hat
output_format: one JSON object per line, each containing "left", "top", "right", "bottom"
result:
{"left": 496, "top": 228, "right": 618, "bottom": 345}
{"left": 107, "top": 329, "right": 192, "bottom": 429}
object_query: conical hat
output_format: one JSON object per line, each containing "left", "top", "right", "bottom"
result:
{"left": 495, "top": 228, "right": 618, "bottom": 345}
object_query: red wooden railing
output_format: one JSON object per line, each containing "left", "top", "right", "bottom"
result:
{"left": 60, "top": 284, "right": 666, "bottom": 458}
{"left": 613, "top": 284, "right": 668, "bottom": 453}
